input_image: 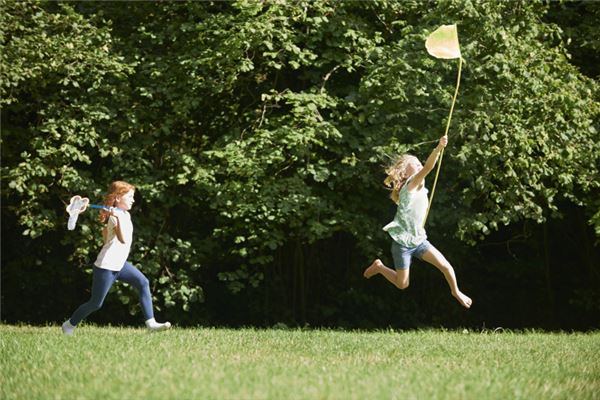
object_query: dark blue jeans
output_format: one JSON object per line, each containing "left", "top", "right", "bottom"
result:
{"left": 69, "top": 262, "right": 154, "bottom": 325}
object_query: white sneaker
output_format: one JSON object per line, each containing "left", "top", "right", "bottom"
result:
{"left": 145, "top": 318, "right": 172, "bottom": 332}
{"left": 62, "top": 320, "right": 76, "bottom": 336}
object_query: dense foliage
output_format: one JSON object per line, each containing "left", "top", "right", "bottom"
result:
{"left": 2, "top": 0, "right": 598, "bottom": 329}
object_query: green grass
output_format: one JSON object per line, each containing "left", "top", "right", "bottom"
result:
{"left": 1, "top": 325, "right": 599, "bottom": 400}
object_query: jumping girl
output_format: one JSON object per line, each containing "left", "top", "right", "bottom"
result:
{"left": 62, "top": 181, "right": 171, "bottom": 335}
{"left": 363, "top": 135, "right": 472, "bottom": 308}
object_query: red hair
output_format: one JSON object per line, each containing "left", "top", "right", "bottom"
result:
{"left": 99, "top": 181, "right": 135, "bottom": 223}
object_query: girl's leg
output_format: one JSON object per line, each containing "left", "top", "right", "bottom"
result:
{"left": 117, "top": 262, "right": 154, "bottom": 320}
{"left": 419, "top": 246, "right": 472, "bottom": 308}
{"left": 68, "top": 267, "right": 118, "bottom": 325}
{"left": 364, "top": 241, "right": 410, "bottom": 289}
{"left": 117, "top": 262, "right": 171, "bottom": 330}
{"left": 363, "top": 259, "right": 410, "bottom": 289}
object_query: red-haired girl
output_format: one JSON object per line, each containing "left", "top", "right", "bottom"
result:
{"left": 62, "top": 181, "right": 171, "bottom": 334}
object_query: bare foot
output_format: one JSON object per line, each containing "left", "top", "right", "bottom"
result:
{"left": 452, "top": 291, "right": 473, "bottom": 309}
{"left": 363, "top": 259, "right": 383, "bottom": 279}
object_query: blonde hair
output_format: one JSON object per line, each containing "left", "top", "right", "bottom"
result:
{"left": 99, "top": 181, "right": 135, "bottom": 224}
{"left": 384, "top": 154, "right": 419, "bottom": 204}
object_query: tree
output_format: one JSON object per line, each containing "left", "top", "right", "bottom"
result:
{"left": 2, "top": 0, "right": 598, "bottom": 328}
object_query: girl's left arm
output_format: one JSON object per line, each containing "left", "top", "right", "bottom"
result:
{"left": 114, "top": 218, "right": 125, "bottom": 244}
{"left": 409, "top": 135, "right": 447, "bottom": 190}
{"left": 109, "top": 209, "right": 126, "bottom": 244}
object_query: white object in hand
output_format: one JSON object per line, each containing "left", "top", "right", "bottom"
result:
{"left": 66, "top": 195, "right": 90, "bottom": 230}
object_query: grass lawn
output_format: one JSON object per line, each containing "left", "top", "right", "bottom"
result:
{"left": 1, "top": 325, "right": 598, "bottom": 399}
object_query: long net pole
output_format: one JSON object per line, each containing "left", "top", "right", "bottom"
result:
{"left": 423, "top": 56, "right": 463, "bottom": 227}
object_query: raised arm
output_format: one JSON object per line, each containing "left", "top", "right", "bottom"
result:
{"left": 408, "top": 135, "right": 447, "bottom": 191}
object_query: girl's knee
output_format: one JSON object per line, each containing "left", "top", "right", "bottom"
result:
{"left": 141, "top": 276, "right": 150, "bottom": 288}
{"left": 87, "top": 300, "right": 104, "bottom": 311}
{"left": 396, "top": 279, "right": 409, "bottom": 290}
{"left": 395, "top": 269, "right": 410, "bottom": 289}
{"left": 133, "top": 276, "right": 150, "bottom": 291}
{"left": 440, "top": 262, "right": 453, "bottom": 272}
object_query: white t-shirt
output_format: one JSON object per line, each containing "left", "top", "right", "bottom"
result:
{"left": 94, "top": 211, "right": 133, "bottom": 271}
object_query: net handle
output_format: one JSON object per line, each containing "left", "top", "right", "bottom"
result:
{"left": 423, "top": 56, "right": 463, "bottom": 227}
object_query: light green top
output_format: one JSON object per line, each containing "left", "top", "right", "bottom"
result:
{"left": 382, "top": 176, "right": 428, "bottom": 247}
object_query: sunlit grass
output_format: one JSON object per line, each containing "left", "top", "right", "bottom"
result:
{"left": 1, "top": 325, "right": 598, "bottom": 399}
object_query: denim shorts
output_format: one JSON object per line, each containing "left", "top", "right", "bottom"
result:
{"left": 391, "top": 240, "right": 432, "bottom": 270}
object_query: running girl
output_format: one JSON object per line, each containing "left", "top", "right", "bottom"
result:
{"left": 363, "top": 136, "right": 472, "bottom": 308}
{"left": 62, "top": 181, "right": 171, "bottom": 334}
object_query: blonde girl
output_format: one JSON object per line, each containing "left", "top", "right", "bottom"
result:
{"left": 363, "top": 136, "right": 472, "bottom": 308}
{"left": 62, "top": 181, "right": 171, "bottom": 334}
